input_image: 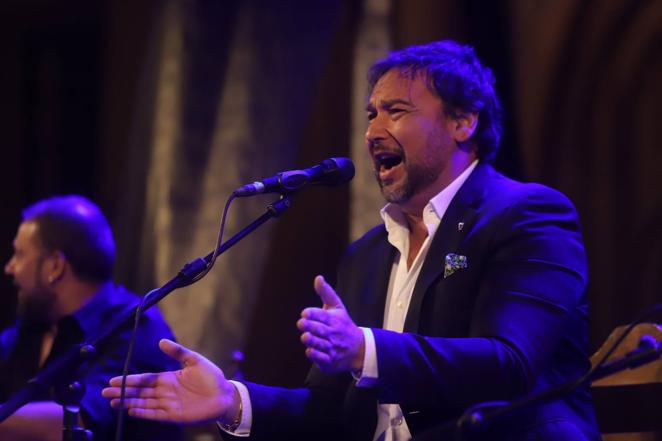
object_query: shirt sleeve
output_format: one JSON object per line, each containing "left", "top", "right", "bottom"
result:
{"left": 217, "top": 380, "right": 252, "bottom": 437}
{"left": 354, "top": 327, "right": 378, "bottom": 387}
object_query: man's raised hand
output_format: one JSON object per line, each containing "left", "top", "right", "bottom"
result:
{"left": 297, "top": 275, "right": 365, "bottom": 374}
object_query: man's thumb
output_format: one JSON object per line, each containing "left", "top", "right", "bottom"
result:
{"left": 314, "top": 275, "right": 344, "bottom": 309}
{"left": 159, "top": 338, "right": 200, "bottom": 366}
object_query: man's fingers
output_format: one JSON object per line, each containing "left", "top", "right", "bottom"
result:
{"left": 159, "top": 338, "right": 200, "bottom": 366}
{"left": 300, "top": 307, "right": 331, "bottom": 325}
{"left": 305, "top": 347, "right": 331, "bottom": 367}
{"left": 103, "top": 385, "right": 159, "bottom": 399}
{"left": 127, "top": 408, "right": 171, "bottom": 421}
{"left": 300, "top": 332, "right": 331, "bottom": 352}
{"left": 108, "top": 372, "right": 160, "bottom": 388}
{"left": 314, "top": 275, "right": 344, "bottom": 309}
{"left": 109, "top": 397, "right": 161, "bottom": 409}
{"left": 297, "top": 316, "right": 329, "bottom": 336}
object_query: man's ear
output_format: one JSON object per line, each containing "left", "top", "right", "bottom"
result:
{"left": 46, "top": 250, "right": 67, "bottom": 284}
{"left": 450, "top": 111, "right": 478, "bottom": 144}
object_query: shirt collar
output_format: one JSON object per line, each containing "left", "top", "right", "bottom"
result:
{"left": 380, "top": 160, "right": 479, "bottom": 240}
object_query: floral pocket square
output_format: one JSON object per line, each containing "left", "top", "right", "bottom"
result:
{"left": 444, "top": 253, "right": 467, "bottom": 278}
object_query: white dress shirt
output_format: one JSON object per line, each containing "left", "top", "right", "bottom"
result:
{"left": 357, "top": 160, "right": 477, "bottom": 441}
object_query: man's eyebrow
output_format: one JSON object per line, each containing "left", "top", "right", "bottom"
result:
{"left": 383, "top": 98, "right": 413, "bottom": 107}
{"left": 365, "top": 98, "right": 414, "bottom": 112}
{"left": 365, "top": 98, "right": 413, "bottom": 112}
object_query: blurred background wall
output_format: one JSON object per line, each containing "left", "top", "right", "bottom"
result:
{"left": 0, "top": 0, "right": 660, "bottom": 438}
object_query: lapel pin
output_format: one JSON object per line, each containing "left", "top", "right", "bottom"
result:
{"left": 457, "top": 222, "right": 464, "bottom": 231}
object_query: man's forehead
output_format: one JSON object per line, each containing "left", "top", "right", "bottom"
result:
{"left": 15, "top": 221, "right": 40, "bottom": 246}
{"left": 369, "top": 69, "right": 431, "bottom": 103}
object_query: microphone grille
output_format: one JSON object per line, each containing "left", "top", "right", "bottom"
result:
{"left": 325, "top": 157, "right": 355, "bottom": 185}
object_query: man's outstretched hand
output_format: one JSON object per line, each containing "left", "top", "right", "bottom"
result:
{"left": 297, "top": 275, "right": 365, "bottom": 374}
{"left": 102, "top": 339, "right": 240, "bottom": 425}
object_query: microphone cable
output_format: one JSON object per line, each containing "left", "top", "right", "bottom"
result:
{"left": 113, "top": 193, "right": 236, "bottom": 441}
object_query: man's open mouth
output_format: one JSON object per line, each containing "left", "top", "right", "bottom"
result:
{"left": 374, "top": 151, "right": 403, "bottom": 171}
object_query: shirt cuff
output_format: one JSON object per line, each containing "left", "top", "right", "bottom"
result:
{"left": 354, "top": 327, "right": 378, "bottom": 387}
{"left": 217, "top": 380, "right": 252, "bottom": 437}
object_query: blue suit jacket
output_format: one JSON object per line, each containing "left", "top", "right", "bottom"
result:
{"left": 234, "top": 164, "right": 601, "bottom": 441}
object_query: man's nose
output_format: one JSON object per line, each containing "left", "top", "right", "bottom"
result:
{"left": 365, "top": 117, "right": 387, "bottom": 147}
{"left": 4, "top": 257, "right": 14, "bottom": 275}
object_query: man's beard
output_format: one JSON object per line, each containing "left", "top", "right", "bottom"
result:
{"left": 17, "top": 259, "right": 57, "bottom": 326}
{"left": 375, "top": 157, "right": 441, "bottom": 205}
{"left": 17, "top": 285, "right": 57, "bottom": 326}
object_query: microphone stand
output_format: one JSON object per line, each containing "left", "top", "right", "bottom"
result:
{"left": 57, "top": 381, "right": 93, "bottom": 440}
{"left": 0, "top": 196, "right": 292, "bottom": 440}
{"left": 413, "top": 334, "right": 662, "bottom": 441}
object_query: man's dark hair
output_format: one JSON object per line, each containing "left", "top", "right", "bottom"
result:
{"left": 368, "top": 40, "right": 503, "bottom": 162}
{"left": 22, "top": 195, "right": 115, "bottom": 283}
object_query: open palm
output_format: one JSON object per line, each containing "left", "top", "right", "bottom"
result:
{"left": 103, "top": 339, "right": 237, "bottom": 424}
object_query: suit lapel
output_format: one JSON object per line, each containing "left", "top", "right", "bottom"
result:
{"left": 362, "top": 231, "right": 395, "bottom": 328}
{"left": 403, "top": 164, "right": 492, "bottom": 332}
{"left": 347, "top": 226, "right": 395, "bottom": 329}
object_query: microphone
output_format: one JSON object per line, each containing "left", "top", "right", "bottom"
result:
{"left": 233, "top": 157, "right": 355, "bottom": 197}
